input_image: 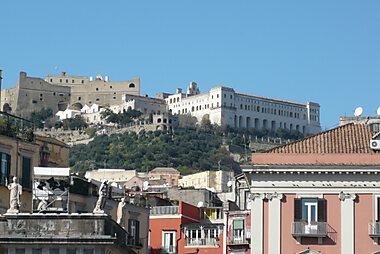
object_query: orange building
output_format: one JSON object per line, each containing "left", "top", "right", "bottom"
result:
{"left": 244, "top": 123, "right": 380, "bottom": 254}
{"left": 149, "top": 201, "right": 224, "bottom": 254}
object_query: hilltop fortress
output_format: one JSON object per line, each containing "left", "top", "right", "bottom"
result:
{"left": 1, "top": 71, "right": 321, "bottom": 135}
{"left": 0, "top": 71, "right": 140, "bottom": 118}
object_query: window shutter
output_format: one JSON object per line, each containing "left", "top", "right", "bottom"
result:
{"left": 136, "top": 220, "right": 140, "bottom": 244}
{"left": 6, "top": 154, "right": 11, "bottom": 182}
{"left": 22, "top": 157, "right": 31, "bottom": 188}
{"left": 318, "top": 199, "right": 327, "bottom": 222}
{"left": 294, "top": 198, "right": 302, "bottom": 221}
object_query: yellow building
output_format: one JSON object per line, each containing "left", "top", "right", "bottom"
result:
{"left": 0, "top": 113, "right": 69, "bottom": 213}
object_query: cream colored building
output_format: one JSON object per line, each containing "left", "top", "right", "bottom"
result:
{"left": 85, "top": 169, "right": 138, "bottom": 184}
{"left": 166, "top": 82, "right": 321, "bottom": 135}
{"left": 179, "top": 170, "right": 234, "bottom": 193}
{"left": 1, "top": 72, "right": 140, "bottom": 119}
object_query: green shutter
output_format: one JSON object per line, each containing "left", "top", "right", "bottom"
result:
{"left": 233, "top": 219, "right": 244, "bottom": 230}
{"left": 136, "top": 220, "right": 140, "bottom": 245}
{"left": 22, "top": 157, "right": 31, "bottom": 188}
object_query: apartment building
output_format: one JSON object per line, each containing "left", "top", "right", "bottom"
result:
{"left": 165, "top": 82, "right": 320, "bottom": 135}
{"left": 244, "top": 123, "right": 380, "bottom": 254}
{"left": 179, "top": 170, "right": 234, "bottom": 193}
{"left": 149, "top": 201, "right": 224, "bottom": 254}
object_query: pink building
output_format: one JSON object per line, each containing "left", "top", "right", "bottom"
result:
{"left": 243, "top": 123, "right": 380, "bottom": 254}
{"left": 149, "top": 201, "right": 224, "bottom": 254}
{"left": 226, "top": 210, "right": 251, "bottom": 254}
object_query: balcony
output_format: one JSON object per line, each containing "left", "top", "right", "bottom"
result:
{"left": 228, "top": 235, "right": 250, "bottom": 246}
{"left": 369, "top": 222, "right": 380, "bottom": 237}
{"left": 0, "top": 111, "right": 34, "bottom": 141}
{"left": 161, "top": 245, "right": 175, "bottom": 254}
{"left": 292, "top": 221, "right": 328, "bottom": 238}
{"left": 150, "top": 206, "right": 179, "bottom": 215}
{"left": 185, "top": 237, "right": 219, "bottom": 247}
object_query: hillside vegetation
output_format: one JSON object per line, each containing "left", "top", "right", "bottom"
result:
{"left": 69, "top": 119, "right": 304, "bottom": 175}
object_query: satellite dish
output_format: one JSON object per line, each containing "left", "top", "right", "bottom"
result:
{"left": 377, "top": 107, "right": 380, "bottom": 116}
{"left": 227, "top": 180, "right": 233, "bottom": 187}
{"left": 354, "top": 107, "right": 363, "bottom": 117}
{"left": 143, "top": 181, "right": 149, "bottom": 191}
{"left": 197, "top": 201, "right": 204, "bottom": 208}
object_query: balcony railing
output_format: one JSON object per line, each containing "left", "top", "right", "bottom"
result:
{"left": 228, "top": 235, "right": 250, "bottom": 245}
{"left": 150, "top": 206, "right": 179, "bottom": 215}
{"left": 369, "top": 222, "right": 380, "bottom": 237}
{"left": 292, "top": 221, "right": 328, "bottom": 237}
{"left": 161, "top": 245, "right": 175, "bottom": 254}
{"left": 0, "top": 111, "right": 34, "bottom": 141}
{"left": 185, "top": 237, "right": 219, "bottom": 247}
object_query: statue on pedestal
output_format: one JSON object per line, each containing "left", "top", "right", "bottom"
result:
{"left": 93, "top": 179, "right": 108, "bottom": 213}
{"left": 7, "top": 177, "right": 22, "bottom": 214}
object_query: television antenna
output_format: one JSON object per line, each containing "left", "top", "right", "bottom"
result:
{"left": 354, "top": 106, "right": 363, "bottom": 117}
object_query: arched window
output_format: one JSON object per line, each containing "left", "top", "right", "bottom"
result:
{"left": 129, "top": 83, "right": 136, "bottom": 88}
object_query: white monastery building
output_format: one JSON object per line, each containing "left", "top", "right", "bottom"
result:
{"left": 165, "top": 82, "right": 321, "bottom": 135}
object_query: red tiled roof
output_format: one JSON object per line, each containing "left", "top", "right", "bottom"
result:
{"left": 268, "top": 124, "right": 375, "bottom": 154}
{"left": 252, "top": 124, "right": 380, "bottom": 165}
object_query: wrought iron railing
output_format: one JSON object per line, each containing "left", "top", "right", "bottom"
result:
{"left": 161, "top": 245, "right": 175, "bottom": 254}
{"left": 228, "top": 234, "right": 250, "bottom": 245}
{"left": 185, "top": 237, "right": 219, "bottom": 247}
{"left": 291, "top": 221, "right": 328, "bottom": 237}
{"left": 369, "top": 222, "right": 380, "bottom": 236}
{"left": 0, "top": 111, "right": 34, "bottom": 141}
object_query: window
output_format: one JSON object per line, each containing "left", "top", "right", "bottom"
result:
{"left": 83, "top": 249, "right": 94, "bottom": 254}
{"left": 67, "top": 249, "right": 77, "bottom": 254}
{"left": 128, "top": 219, "right": 140, "bottom": 246}
{"left": 201, "top": 208, "right": 223, "bottom": 220}
{"left": 162, "top": 231, "right": 176, "bottom": 254}
{"left": 96, "top": 88, "right": 99, "bottom": 91}
{"left": 185, "top": 227, "right": 219, "bottom": 247}
{"left": 110, "top": 86, "right": 113, "bottom": 89}
{"left": 21, "top": 156, "right": 31, "bottom": 189}
{"left": 294, "top": 198, "right": 327, "bottom": 223}
{"left": 232, "top": 219, "right": 245, "bottom": 242}
{"left": 66, "top": 79, "right": 68, "bottom": 83}
{"left": 72, "top": 80, "right": 75, "bottom": 83}
{"left": 78, "top": 97, "right": 81, "bottom": 101}
{"left": 1, "top": 153, "right": 12, "bottom": 185}
{"left": 32, "top": 249, "right": 42, "bottom": 254}
{"left": 49, "top": 249, "right": 59, "bottom": 254}
{"left": 129, "top": 83, "right": 135, "bottom": 88}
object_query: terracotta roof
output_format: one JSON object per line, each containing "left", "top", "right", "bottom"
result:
{"left": 150, "top": 167, "right": 180, "bottom": 174}
{"left": 252, "top": 123, "right": 380, "bottom": 165}
{"left": 268, "top": 123, "right": 375, "bottom": 154}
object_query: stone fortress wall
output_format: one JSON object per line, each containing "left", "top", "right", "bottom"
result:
{"left": 1, "top": 72, "right": 140, "bottom": 119}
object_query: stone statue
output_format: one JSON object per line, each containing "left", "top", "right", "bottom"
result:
{"left": 116, "top": 197, "right": 126, "bottom": 226}
{"left": 93, "top": 179, "right": 108, "bottom": 213}
{"left": 7, "top": 177, "right": 22, "bottom": 214}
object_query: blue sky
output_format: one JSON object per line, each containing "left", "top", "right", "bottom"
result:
{"left": 1, "top": 1, "right": 380, "bottom": 130}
